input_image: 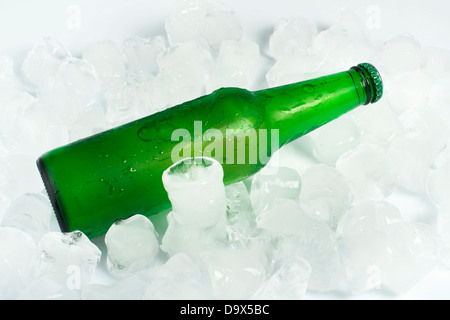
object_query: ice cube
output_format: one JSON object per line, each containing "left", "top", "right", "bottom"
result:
{"left": 0, "top": 227, "right": 37, "bottom": 299}
{"left": 277, "top": 216, "right": 343, "bottom": 292}
{"left": 165, "top": 0, "right": 242, "bottom": 50}
{"left": 40, "top": 58, "right": 101, "bottom": 125}
{"left": 21, "top": 37, "right": 71, "bottom": 88}
{"left": 19, "top": 276, "right": 81, "bottom": 300}
{"left": 398, "top": 109, "right": 448, "bottom": 160}
{"left": 0, "top": 155, "right": 45, "bottom": 199}
{"left": 436, "top": 199, "right": 450, "bottom": 244}
{"left": 336, "top": 144, "right": 396, "bottom": 201}
{"left": 250, "top": 167, "right": 301, "bottom": 216}
{"left": 422, "top": 46, "right": 450, "bottom": 80}
{"left": 265, "top": 52, "right": 327, "bottom": 87}
{"left": 1, "top": 193, "right": 52, "bottom": 241}
{"left": 427, "top": 160, "right": 450, "bottom": 206}
{"left": 224, "top": 181, "right": 255, "bottom": 232}
{"left": 162, "top": 157, "right": 226, "bottom": 229}
{"left": 204, "top": 7, "right": 243, "bottom": 52}
{"left": 13, "top": 100, "right": 70, "bottom": 156}
{"left": 313, "top": 9, "right": 377, "bottom": 69}
{"left": 82, "top": 40, "right": 126, "bottom": 90}
{"left": 380, "top": 33, "right": 424, "bottom": 75}
{"left": 165, "top": 0, "right": 208, "bottom": 46}
{"left": 143, "top": 252, "right": 210, "bottom": 299}
{"left": 122, "top": 35, "right": 166, "bottom": 75}
{"left": 206, "top": 65, "right": 248, "bottom": 93}
{"left": 350, "top": 99, "right": 401, "bottom": 147}
{"left": 309, "top": 115, "right": 360, "bottom": 166}
{"left": 427, "top": 76, "right": 450, "bottom": 126}
{"left": 36, "top": 231, "right": 101, "bottom": 288}
{"left": 207, "top": 39, "right": 260, "bottom": 91}
{"left": 252, "top": 254, "right": 311, "bottom": 299}
{"left": 386, "top": 69, "right": 434, "bottom": 115}
{"left": 82, "top": 275, "right": 146, "bottom": 300}
{"left": 337, "top": 203, "right": 437, "bottom": 294}
{"left": 269, "top": 15, "right": 317, "bottom": 59}
{"left": 105, "top": 214, "right": 160, "bottom": 277}
{"left": 161, "top": 211, "right": 226, "bottom": 260}
{"left": 387, "top": 135, "right": 433, "bottom": 195}
{"left": 335, "top": 200, "right": 403, "bottom": 238}
{"left": 299, "top": 164, "right": 353, "bottom": 229}
{"left": 202, "top": 247, "right": 267, "bottom": 299}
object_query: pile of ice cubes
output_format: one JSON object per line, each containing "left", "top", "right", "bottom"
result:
{"left": 1, "top": 0, "right": 450, "bottom": 299}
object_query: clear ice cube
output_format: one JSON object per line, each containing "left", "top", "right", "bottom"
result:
{"left": 380, "top": 33, "right": 424, "bottom": 75}
{"left": 36, "top": 231, "right": 101, "bottom": 288}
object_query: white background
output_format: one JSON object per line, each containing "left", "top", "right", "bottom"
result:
{"left": 1, "top": 0, "right": 450, "bottom": 300}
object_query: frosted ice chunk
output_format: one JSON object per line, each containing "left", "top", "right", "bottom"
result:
{"left": 250, "top": 167, "right": 301, "bottom": 216}
{"left": 82, "top": 275, "right": 146, "bottom": 300}
{"left": 380, "top": 34, "right": 423, "bottom": 74}
{"left": 423, "top": 46, "right": 450, "bottom": 80}
{"left": 387, "top": 135, "right": 433, "bottom": 195}
{"left": 269, "top": 15, "right": 317, "bottom": 59}
{"left": 19, "top": 276, "right": 81, "bottom": 300}
{"left": 427, "top": 160, "right": 450, "bottom": 206}
{"left": 350, "top": 99, "right": 401, "bottom": 146}
{"left": 41, "top": 58, "right": 100, "bottom": 125}
{"left": 337, "top": 202, "right": 437, "bottom": 294}
{"left": 122, "top": 35, "right": 166, "bottom": 75}
{"left": 82, "top": 40, "right": 126, "bottom": 90}
{"left": 427, "top": 76, "right": 450, "bottom": 126}
{"left": 13, "top": 100, "right": 70, "bottom": 156}
{"left": 69, "top": 101, "right": 108, "bottom": 141}
{"left": 0, "top": 155, "right": 45, "bottom": 199}
{"left": 202, "top": 248, "right": 267, "bottom": 299}
{"left": 144, "top": 252, "right": 210, "bottom": 299}
{"left": 266, "top": 52, "right": 326, "bottom": 87}
{"left": 207, "top": 40, "right": 260, "bottom": 91}
{"left": 299, "top": 164, "right": 353, "bottom": 229}
{"left": 336, "top": 200, "right": 403, "bottom": 238}
{"left": 21, "top": 37, "right": 71, "bottom": 87}
{"left": 436, "top": 200, "right": 450, "bottom": 244}
{"left": 386, "top": 69, "right": 434, "bottom": 115}
{"left": 256, "top": 200, "right": 307, "bottom": 236}
{"left": 161, "top": 211, "right": 226, "bottom": 259}
{"left": 253, "top": 254, "right": 311, "bottom": 299}
{"left": 313, "top": 9, "right": 377, "bottom": 69}
{"left": 398, "top": 109, "right": 448, "bottom": 159}
{"left": 0, "top": 227, "right": 37, "bottom": 299}
{"left": 152, "top": 42, "right": 213, "bottom": 109}
{"left": 162, "top": 157, "right": 226, "bottom": 229}
{"left": 165, "top": 0, "right": 242, "bottom": 50}
{"left": 309, "top": 115, "right": 360, "bottom": 166}
{"left": 204, "top": 7, "right": 243, "bottom": 52}
{"left": 36, "top": 231, "right": 101, "bottom": 287}
{"left": 336, "top": 144, "right": 396, "bottom": 201}
{"left": 105, "top": 214, "right": 159, "bottom": 277}
{"left": 206, "top": 65, "right": 248, "bottom": 93}
{"left": 1, "top": 193, "right": 52, "bottom": 241}
{"left": 277, "top": 215, "right": 342, "bottom": 292}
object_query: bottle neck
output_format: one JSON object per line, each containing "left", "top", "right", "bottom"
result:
{"left": 255, "top": 65, "right": 381, "bottom": 147}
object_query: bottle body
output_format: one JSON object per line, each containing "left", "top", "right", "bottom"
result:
{"left": 37, "top": 63, "right": 382, "bottom": 238}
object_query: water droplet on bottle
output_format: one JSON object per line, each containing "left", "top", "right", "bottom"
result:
{"left": 302, "top": 84, "right": 315, "bottom": 93}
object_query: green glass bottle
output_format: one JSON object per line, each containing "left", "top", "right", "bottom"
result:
{"left": 37, "top": 63, "right": 383, "bottom": 238}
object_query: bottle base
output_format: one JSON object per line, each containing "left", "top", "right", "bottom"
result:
{"left": 36, "top": 157, "right": 69, "bottom": 234}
